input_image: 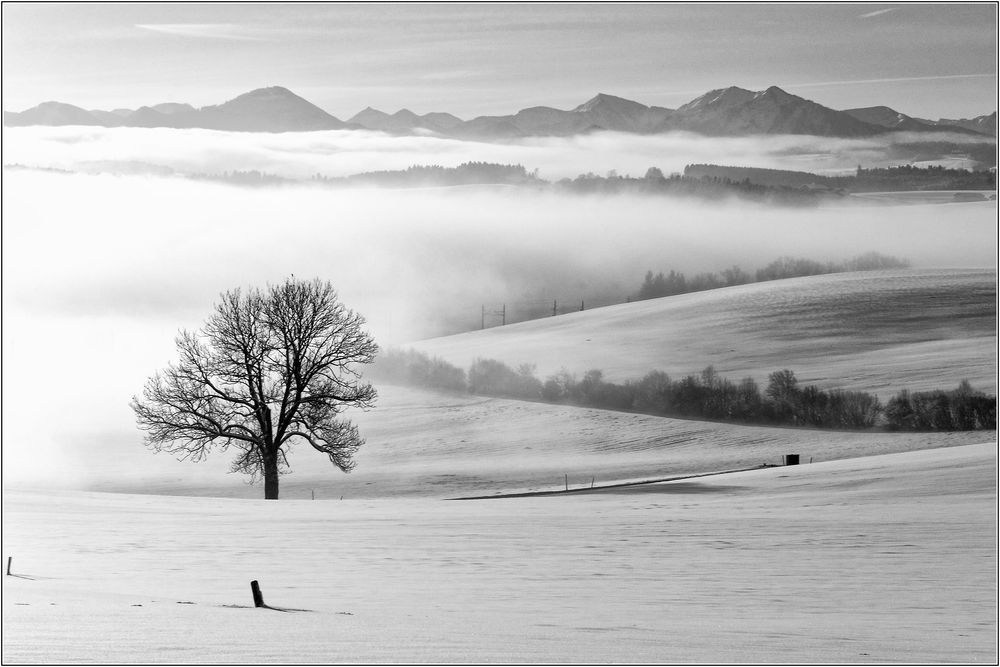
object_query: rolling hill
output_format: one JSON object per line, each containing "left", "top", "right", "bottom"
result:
{"left": 44, "top": 267, "right": 995, "bottom": 501}
{"left": 408, "top": 268, "right": 996, "bottom": 397}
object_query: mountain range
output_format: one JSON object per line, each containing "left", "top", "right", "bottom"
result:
{"left": 4, "top": 85, "right": 995, "bottom": 140}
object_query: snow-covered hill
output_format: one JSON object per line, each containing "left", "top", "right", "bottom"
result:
{"left": 410, "top": 268, "right": 997, "bottom": 397}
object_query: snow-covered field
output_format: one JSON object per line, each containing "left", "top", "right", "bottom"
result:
{"left": 1, "top": 155, "right": 995, "bottom": 664}
{"left": 14, "top": 384, "right": 989, "bottom": 501}
{"left": 3, "top": 444, "right": 995, "bottom": 663}
{"left": 410, "top": 268, "right": 997, "bottom": 397}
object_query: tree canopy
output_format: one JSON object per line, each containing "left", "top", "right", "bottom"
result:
{"left": 131, "top": 277, "right": 377, "bottom": 499}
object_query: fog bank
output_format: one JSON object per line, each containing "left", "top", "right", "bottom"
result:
{"left": 2, "top": 168, "right": 995, "bottom": 488}
{"left": 3, "top": 125, "right": 992, "bottom": 181}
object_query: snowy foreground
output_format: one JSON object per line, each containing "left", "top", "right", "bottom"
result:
{"left": 3, "top": 444, "right": 996, "bottom": 664}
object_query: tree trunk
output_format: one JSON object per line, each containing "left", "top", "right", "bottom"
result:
{"left": 263, "top": 454, "right": 279, "bottom": 500}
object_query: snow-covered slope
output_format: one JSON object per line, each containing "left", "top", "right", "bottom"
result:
{"left": 3, "top": 443, "right": 995, "bottom": 663}
{"left": 410, "top": 268, "right": 997, "bottom": 397}
{"left": 5, "top": 268, "right": 993, "bottom": 500}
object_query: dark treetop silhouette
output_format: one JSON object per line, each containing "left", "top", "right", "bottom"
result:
{"left": 131, "top": 277, "right": 378, "bottom": 499}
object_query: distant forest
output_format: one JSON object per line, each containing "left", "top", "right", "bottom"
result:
{"left": 368, "top": 349, "right": 997, "bottom": 432}
{"left": 175, "top": 160, "right": 998, "bottom": 204}
{"left": 185, "top": 161, "right": 831, "bottom": 204}
{"left": 685, "top": 163, "right": 996, "bottom": 192}
{"left": 15, "top": 159, "right": 994, "bottom": 203}
{"left": 636, "top": 252, "right": 910, "bottom": 301}
{"left": 312, "top": 161, "right": 542, "bottom": 188}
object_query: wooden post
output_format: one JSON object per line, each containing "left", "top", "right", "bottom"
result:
{"left": 251, "top": 580, "right": 265, "bottom": 608}
{"left": 5, "top": 557, "right": 10, "bottom": 576}
{"left": 591, "top": 477, "right": 595, "bottom": 488}
{"left": 565, "top": 474, "right": 568, "bottom": 491}
{"left": 311, "top": 489, "right": 315, "bottom": 500}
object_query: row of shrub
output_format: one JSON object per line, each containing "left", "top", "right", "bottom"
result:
{"left": 368, "top": 347, "right": 467, "bottom": 393}
{"left": 474, "top": 364, "right": 885, "bottom": 429}
{"left": 369, "top": 349, "right": 996, "bottom": 431}
{"left": 884, "top": 382, "right": 996, "bottom": 431}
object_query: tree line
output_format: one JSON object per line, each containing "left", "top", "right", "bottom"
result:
{"left": 105, "top": 160, "right": 996, "bottom": 202}
{"left": 553, "top": 167, "right": 828, "bottom": 205}
{"left": 369, "top": 350, "right": 995, "bottom": 431}
{"left": 312, "top": 162, "right": 542, "bottom": 188}
{"left": 637, "top": 252, "right": 910, "bottom": 300}
{"left": 684, "top": 163, "right": 996, "bottom": 192}
{"left": 884, "top": 382, "right": 996, "bottom": 431}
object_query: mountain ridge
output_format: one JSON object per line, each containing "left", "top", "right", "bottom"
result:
{"left": 4, "top": 84, "right": 995, "bottom": 139}
{"left": 843, "top": 105, "right": 988, "bottom": 136}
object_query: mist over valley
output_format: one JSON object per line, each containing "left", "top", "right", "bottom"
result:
{"left": 2, "top": 4, "right": 997, "bottom": 662}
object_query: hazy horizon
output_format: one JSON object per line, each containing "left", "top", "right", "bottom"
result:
{"left": 6, "top": 123, "right": 995, "bottom": 181}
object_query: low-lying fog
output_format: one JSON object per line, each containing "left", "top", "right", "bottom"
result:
{"left": 3, "top": 125, "right": 992, "bottom": 179}
{"left": 2, "top": 126, "right": 996, "bottom": 488}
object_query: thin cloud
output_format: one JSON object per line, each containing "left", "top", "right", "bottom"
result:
{"left": 419, "top": 70, "right": 482, "bottom": 82}
{"left": 787, "top": 73, "right": 995, "bottom": 89}
{"left": 135, "top": 23, "right": 269, "bottom": 41}
{"left": 859, "top": 8, "right": 897, "bottom": 19}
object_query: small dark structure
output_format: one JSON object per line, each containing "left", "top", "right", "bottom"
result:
{"left": 251, "top": 580, "right": 265, "bottom": 608}
{"left": 783, "top": 454, "right": 800, "bottom": 466}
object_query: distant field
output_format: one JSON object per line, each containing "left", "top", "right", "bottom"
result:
{"left": 409, "top": 268, "right": 997, "bottom": 397}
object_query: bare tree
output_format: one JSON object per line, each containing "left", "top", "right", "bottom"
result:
{"left": 130, "top": 277, "right": 378, "bottom": 499}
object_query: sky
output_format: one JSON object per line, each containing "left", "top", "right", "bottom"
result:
{"left": 2, "top": 3, "right": 997, "bottom": 120}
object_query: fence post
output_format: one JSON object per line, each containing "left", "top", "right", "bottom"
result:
{"left": 251, "top": 580, "right": 265, "bottom": 608}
